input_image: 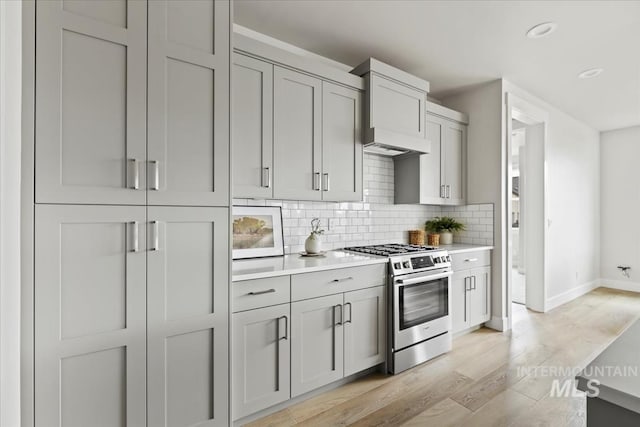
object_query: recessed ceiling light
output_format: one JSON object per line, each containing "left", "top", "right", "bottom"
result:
{"left": 578, "top": 68, "right": 604, "bottom": 79}
{"left": 526, "top": 22, "right": 558, "bottom": 39}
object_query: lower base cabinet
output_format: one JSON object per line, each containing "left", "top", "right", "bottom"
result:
{"left": 451, "top": 266, "right": 491, "bottom": 334}
{"left": 291, "top": 286, "right": 385, "bottom": 397}
{"left": 232, "top": 304, "right": 290, "bottom": 420}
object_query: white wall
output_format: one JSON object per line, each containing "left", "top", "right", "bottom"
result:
{"left": 0, "top": 1, "right": 22, "bottom": 425}
{"left": 443, "top": 79, "right": 600, "bottom": 326}
{"left": 504, "top": 81, "right": 601, "bottom": 307}
{"left": 600, "top": 125, "right": 640, "bottom": 290}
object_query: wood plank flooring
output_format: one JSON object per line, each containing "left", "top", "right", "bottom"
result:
{"left": 246, "top": 287, "right": 640, "bottom": 427}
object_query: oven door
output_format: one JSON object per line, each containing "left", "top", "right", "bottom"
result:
{"left": 393, "top": 270, "right": 452, "bottom": 351}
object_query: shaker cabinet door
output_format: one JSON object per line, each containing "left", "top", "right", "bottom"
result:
{"left": 232, "top": 304, "right": 290, "bottom": 420}
{"left": 443, "top": 121, "right": 466, "bottom": 205}
{"left": 291, "top": 294, "right": 344, "bottom": 397}
{"left": 146, "top": 206, "right": 229, "bottom": 427}
{"left": 147, "top": 0, "right": 230, "bottom": 207}
{"left": 35, "top": 0, "right": 147, "bottom": 205}
{"left": 469, "top": 267, "right": 491, "bottom": 326}
{"left": 322, "top": 82, "right": 363, "bottom": 202}
{"left": 451, "top": 271, "right": 470, "bottom": 334}
{"left": 233, "top": 54, "right": 274, "bottom": 199}
{"left": 422, "top": 115, "right": 446, "bottom": 204}
{"left": 273, "top": 66, "right": 323, "bottom": 201}
{"left": 35, "top": 204, "right": 147, "bottom": 427}
{"left": 343, "top": 287, "right": 385, "bottom": 377}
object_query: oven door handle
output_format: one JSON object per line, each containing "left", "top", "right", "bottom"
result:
{"left": 396, "top": 271, "right": 452, "bottom": 285}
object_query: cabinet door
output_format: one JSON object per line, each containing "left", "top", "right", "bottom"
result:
{"left": 451, "top": 271, "right": 470, "bottom": 334}
{"left": 148, "top": 0, "right": 230, "bottom": 207}
{"left": 147, "top": 207, "right": 229, "bottom": 427}
{"left": 443, "top": 121, "right": 466, "bottom": 205}
{"left": 322, "top": 82, "right": 363, "bottom": 202}
{"left": 369, "top": 74, "right": 426, "bottom": 139}
{"left": 35, "top": 205, "right": 146, "bottom": 427}
{"left": 344, "top": 287, "right": 385, "bottom": 377}
{"left": 35, "top": 0, "right": 147, "bottom": 205}
{"left": 273, "top": 66, "right": 322, "bottom": 201}
{"left": 233, "top": 54, "right": 274, "bottom": 199}
{"left": 421, "top": 115, "right": 446, "bottom": 204}
{"left": 232, "top": 304, "right": 290, "bottom": 420}
{"left": 291, "top": 294, "right": 344, "bottom": 397}
{"left": 469, "top": 266, "right": 491, "bottom": 326}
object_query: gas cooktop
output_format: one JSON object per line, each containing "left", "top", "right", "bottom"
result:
{"left": 343, "top": 244, "right": 439, "bottom": 257}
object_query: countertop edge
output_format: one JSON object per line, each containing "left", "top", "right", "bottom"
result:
{"left": 576, "top": 376, "right": 640, "bottom": 414}
{"left": 442, "top": 245, "right": 494, "bottom": 254}
{"left": 232, "top": 256, "right": 388, "bottom": 282}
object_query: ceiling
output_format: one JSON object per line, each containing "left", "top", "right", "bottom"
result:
{"left": 234, "top": 0, "right": 640, "bottom": 132}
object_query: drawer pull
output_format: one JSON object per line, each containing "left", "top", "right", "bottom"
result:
{"left": 247, "top": 289, "right": 276, "bottom": 296}
{"left": 331, "top": 277, "right": 354, "bottom": 283}
{"left": 465, "top": 258, "right": 478, "bottom": 262}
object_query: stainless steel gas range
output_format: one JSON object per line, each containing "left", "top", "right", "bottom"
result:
{"left": 344, "top": 244, "right": 453, "bottom": 374}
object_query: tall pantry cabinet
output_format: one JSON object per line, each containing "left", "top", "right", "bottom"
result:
{"left": 31, "top": 1, "right": 231, "bottom": 426}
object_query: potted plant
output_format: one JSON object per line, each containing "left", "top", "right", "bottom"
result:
{"left": 305, "top": 217, "right": 325, "bottom": 254}
{"left": 424, "top": 216, "right": 465, "bottom": 245}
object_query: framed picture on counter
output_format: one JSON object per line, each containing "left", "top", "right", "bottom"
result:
{"left": 232, "top": 206, "right": 284, "bottom": 259}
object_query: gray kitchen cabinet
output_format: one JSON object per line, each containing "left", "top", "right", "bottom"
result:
{"left": 232, "top": 53, "right": 274, "bottom": 199}
{"left": 146, "top": 206, "right": 229, "bottom": 427}
{"left": 232, "top": 304, "right": 290, "bottom": 420}
{"left": 343, "top": 286, "right": 386, "bottom": 377}
{"left": 322, "top": 82, "right": 363, "bottom": 202}
{"left": 35, "top": 0, "right": 147, "bottom": 205}
{"left": 451, "top": 251, "right": 492, "bottom": 334}
{"left": 394, "top": 103, "right": 467, "bottom": 205}
{"left": 34, "top": 204, "right": 147, "bottom": 427}
{"left": 147, "top": 0, "right": 229, "bottom": 207}
{"left": 291, "top": 294, "right": 345, "bottom": 397}
{"left": 273, "top": 66, "right": 323, "bottom": 201}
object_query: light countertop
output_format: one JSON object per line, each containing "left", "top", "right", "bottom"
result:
{"left": 576, "top": 319, "right": 640, "bottom": 413}
{"left": 438, "top": 244, "right": 494, "bottom": 254}
{"left": 232, "top": 244, "right": 493, "bottom": 281}
{"left": 232, "top": 250, "right": 388, "bottom": 281}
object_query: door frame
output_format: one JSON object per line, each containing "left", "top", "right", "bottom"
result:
{"left": 505, "top": 93, "right": 549, "bottom": 329}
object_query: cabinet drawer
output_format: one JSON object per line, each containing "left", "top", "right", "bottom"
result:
{"left": 451, "top": 250, "right": 491, "bottom": 271}
{"left": 232, "top": 276, "right": 290, "bottom": 312}
{"left": 291, "top": 264, "right": 387, "bottom": 301}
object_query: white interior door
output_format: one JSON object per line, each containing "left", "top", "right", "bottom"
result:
{"left": 35, "top": 204, "right": 147, "bottom": 427}
{"left": 35, "top": 0, "right": 147, "bottom": 205}
{"left": 146, "top": 206, "right": 229, "bottom": 427}
{"left": 147, "top": 0, "right": 230, "bottom": 207}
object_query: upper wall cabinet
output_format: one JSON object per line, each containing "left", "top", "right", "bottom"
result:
{"left": 351, "top": 58, "right": 430, "bottom": 154}
{"left": 36, "top": 0, "right": 230, "bottom": 207}
{"left": 147, "top": 0, "right": 229, "bottom": 207}
{"left": 394, "top": 102, "right": 468, "bottom": 206}
{"left": 232, "top": 34, "right": 364, "bottom": 202}
{"left": 232, "top": 54, "right": 274, "bottom": 199}
{"left": 36, "top": 0, "right": 147, "bottom": 205}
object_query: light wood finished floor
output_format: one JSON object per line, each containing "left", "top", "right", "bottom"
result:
{"left": 247, "top": 287, "right": 640, "bottom": 427}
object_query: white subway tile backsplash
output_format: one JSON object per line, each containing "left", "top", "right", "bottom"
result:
{"left": 234, "top": 154, "right": 494, "bottom": 253}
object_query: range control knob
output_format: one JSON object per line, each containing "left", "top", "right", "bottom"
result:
{"left": 402, "top": 261, "right": 411, "bottom": 268}
{"left": 393, "top": 262, "right": 402, "bottom": 270}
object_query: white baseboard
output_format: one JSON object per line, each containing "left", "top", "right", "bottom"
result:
{"left": 486, "top": 315, "right": 508, "bottom": 331}
{"left": 600, "top": 279, "right": 640, "bottom": 292}
{"left": 546, "top": 280, "right": 599, "bottom": 311}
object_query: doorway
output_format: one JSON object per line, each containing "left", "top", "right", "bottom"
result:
{"left": 506, "top": 93, "right": 548, "bottom": 328}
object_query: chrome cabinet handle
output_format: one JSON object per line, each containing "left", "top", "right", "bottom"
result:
{"left": 247, "top": 289, "right": 276, "bottom": 296}
{"left": 446, "top": 185, "right": 451, "bottom": 199}
{"left": 149, "top": 160, "right": 160, "bottom": 190}
{"left": 472, "top": 275, "right": 477, "bottom": 290}
{"left": 149, "top": 221, "right": 159, "bottom": 251}
{"left": 464, "top": 277, "right": 468, "bottom": 321}
{"left": 440, "top": 185, "right": 445, "bottom": 198}
{"left": 344, "top": 302, "right": 352, "bottom": 324}
{"left": 396, "top": 271, "right": 452, "bottom": 285}
{"left": 263, "top": 167, "right": 271, "bottom": 188}
{"left": 331, "top": 305, "right": 338, "bottom": 370}
{"left": 313, "top": 172, "right": 321, "bottom": 191}
{"left": 331, "top": 277, "right": 354, "bottom": 283}
{"left": 465, "top": 258, "right": 478, "bottom": 262}
{"left": 129, "top": 221, "right": 140, "bottom": 253}
{"left": 278, "top": 315, "right": 288, "bottom": 340}
{"left": 334, "top": 304, "right": 343, "bottom": 326}
{"left": 128, "top": 159, "right": 140, "bottom": 190}
{"left": 323, "top": 173, "right": 330, "bottom": 191}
